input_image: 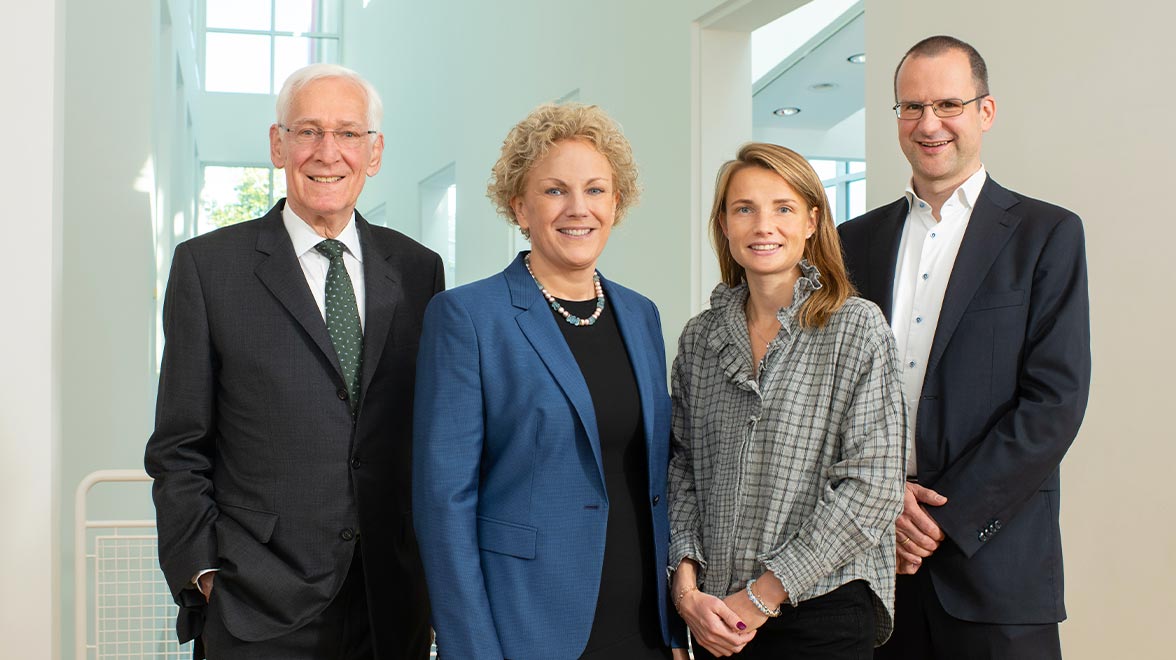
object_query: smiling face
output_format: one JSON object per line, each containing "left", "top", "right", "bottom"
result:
{"left": 720, "top": 165, "right": 817, "bottom": 285}
{"left": 895, "top": 49, "right": 994, "bottom": 197}
{"left": 510, "top": 138, "right": 617, "bottom": 285}
{"left": 270, "top": 76, "right": 383, "bottom": 232}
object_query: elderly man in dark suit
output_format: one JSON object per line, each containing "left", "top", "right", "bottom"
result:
{"left": 145, "top": 63, "right": 442, "bottom": 659}
{"left": 839, "top": 36, "right": 1090, "bottom": 659}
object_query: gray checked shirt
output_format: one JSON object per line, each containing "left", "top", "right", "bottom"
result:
{"left": 668, "top": 262, "right": 908, "bottom": 644}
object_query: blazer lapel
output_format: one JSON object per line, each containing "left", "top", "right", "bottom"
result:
{"left": 253, "top": 203, "right": 343, "bottom": 383}
{"left": 865, "top": 198, "right": 909, "bottom": 322}
{"left": 355, "top": 214, "right": 401, "bottom": 400}
{"left": 507, "top": 255, "right": 605, "bottom": 483}
{"left": 606, "top": 279, "right": 658, "bottom": 468}
{"left": 925, "top": 179, "right": 1022, "bottom": 378}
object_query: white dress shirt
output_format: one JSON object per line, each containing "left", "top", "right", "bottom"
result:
{"left": 891, "top": 166, "right": 987, "bottom": 476}
{"left": 282, "top": 205, "right": 366, "bottom": 330}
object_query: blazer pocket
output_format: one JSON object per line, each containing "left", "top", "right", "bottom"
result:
{"left": 218, "top": 502, "right": 279, "bottom": 544}
{"left": 966, "top": 290, "right": 1025, "bottom": 313}
{"left": 477, "top": 516, "right": 537, "bottom": 560}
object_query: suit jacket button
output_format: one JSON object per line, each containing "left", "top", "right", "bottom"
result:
{"left": 340, "top": 528, "right": 355, "bottom": 541}
{"left": 337, "top": 388, "right": 349, "bottom": 401}
{"left": 652, "top": 495, "right": 660, "bottom": 506}
{"left": 351, "top": 458, "right": 361, "bottom": 469}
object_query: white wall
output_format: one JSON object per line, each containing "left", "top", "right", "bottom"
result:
{"left": 0, "top": 2, "right": 64, "bottom": 658}
{"left": 866, "top": 2, "right": 1175, "bottom": 657}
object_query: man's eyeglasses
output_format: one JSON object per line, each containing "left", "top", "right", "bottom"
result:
{"left": 892, "top": 94, "right": 988, "bottom": 120}
{"left": 279, "top": 124, "right": 377, "bottom": 148}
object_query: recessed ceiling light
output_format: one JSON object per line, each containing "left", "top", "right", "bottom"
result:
{"left": 847, "top": 53, "right": 866, "bottom": 64}
{"left": 773, "top": 107, "right": 801, "bottom": 117}
{"left": 809, "top": 82, "right": 839, "bottom": 92}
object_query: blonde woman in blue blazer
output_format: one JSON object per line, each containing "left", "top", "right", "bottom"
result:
{"left": 413, "top": 104, "right": 686, "bottom": 660}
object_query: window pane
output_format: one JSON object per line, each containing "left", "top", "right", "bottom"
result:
{"left": 205, "top": 33, "right": 271, "bottom": 93}
{"left": 848, "top": 160, "right": 866, "bottom": 174}
{"left": 848, "top": 178, "right": 867, "bottom": 220}
{"left": 273, "top": 170, "right": 288, "bottom": 203}
{"left": 206, "top": 0, "right": 271, "bottom": 31}
{"left": 824, "top": 185, "right": 838, "bottom": 221}
{"left": 273, "top": 37, "right": 339, "bottom": 92}
{"left": 275, "top": 0, "right": 342, "bottom": 34}
{"left": 200, "top": 166, "right": 274, "bottom": 235}
{"left": 810, "top": 159, "right": 838, "bottom": 182}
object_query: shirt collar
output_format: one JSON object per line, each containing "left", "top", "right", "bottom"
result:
{"left": 904, "top": 165, "right": 988, "bottom": 212}
{"left": 282, "top": 203, "right": 363, "bottom": 262}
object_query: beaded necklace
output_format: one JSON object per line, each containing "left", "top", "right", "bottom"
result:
{"left": 524, "top": 254, "right": 606, "bottom": 327}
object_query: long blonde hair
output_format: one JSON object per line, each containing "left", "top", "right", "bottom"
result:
{"left": 709, "top": 142, "right": 855, "bottom": 328}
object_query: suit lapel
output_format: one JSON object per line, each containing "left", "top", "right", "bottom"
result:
{"left": 253, "top": 204, "right": 343, "bottom": 383}
{"left": 925, "top": 179, "right": 1021, "bottom": 378}
{"left": 508, "top": 255, "right": 605, "bottom": 483}
{"left": 355, "top": 214, "right": 401, "bottom": 400}
{"left": 606, "top": 278, "right": 658, "bottom": 471}
{"left": 866, "top": 198, "right": 909, "bottom": 321}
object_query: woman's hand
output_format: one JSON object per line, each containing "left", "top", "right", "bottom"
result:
{"left": 677, "top": 589, "right": 756, "bottom": 657}
{"left": 671, "top": 649, "right": 690, "bottom": 660}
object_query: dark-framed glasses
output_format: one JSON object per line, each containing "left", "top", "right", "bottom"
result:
{"left": 892, "top": 94, "right": 988, "bottom": 120}
{"left": 280, "top": 123, "right": 377, "bottom": 148}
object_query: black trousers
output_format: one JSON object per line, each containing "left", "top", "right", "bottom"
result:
{"left": 201, "top": 548, "right": 374, "bottom": 660}
{"left": 875, "top": 570, "right": 1061, "bottom": 660}
{"left": 693, "top": 580, "right": 876, "bottom": 660}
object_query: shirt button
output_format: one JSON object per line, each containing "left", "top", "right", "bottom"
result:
{"left": 922, "top": 273, "right": 930, "bottom": 280}
{"left": 919, "top": 202, "right": 926, "bottom": 208}
{"left": 916, "top": 316, "right": 923, "bottom": 324}
{"left": 351, "top": 458, "right": 361, "bottom": 469}
{"left": 908, "top": 361, "right": 917, "bottom": 368}
{"left": 337, "top": 388, "right": 349, "bottom": 401}
{"left": 930, "top": 232, "right": 937, "bottom": 238}
{"left": 340, "top": 528, "right": 355, "bottom": 541}
{"left": 652, "top": 495, "right": 660, "bottom": 506}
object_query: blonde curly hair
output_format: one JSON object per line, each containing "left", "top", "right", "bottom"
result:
{"left": 487, "top": 103, "right": 640, "bottom": 230}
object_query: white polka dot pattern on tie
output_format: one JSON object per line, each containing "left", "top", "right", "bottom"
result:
{"left": 315, "top": 239, "right": 364, "bottom": 414}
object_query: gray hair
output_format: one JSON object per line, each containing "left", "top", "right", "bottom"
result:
{"left": 275, "top": 63, "right": 383, "bottom": 131}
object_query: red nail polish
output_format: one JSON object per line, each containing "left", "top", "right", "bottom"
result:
{"left": 736, "top": 621, "right": 747, "bottom": 631}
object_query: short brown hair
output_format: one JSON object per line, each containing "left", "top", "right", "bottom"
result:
{"left": 487, "top": 103, "right": 639, "bottom": 227}
{"left": 709, "top": 143, "right": 855, "bottom": 329}
{"left": 894, "top": 35, "right": 989, "bottom": 100}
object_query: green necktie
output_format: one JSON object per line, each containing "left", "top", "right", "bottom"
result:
{"left": 315, "top": 239, "right": 363, "bottom": 413}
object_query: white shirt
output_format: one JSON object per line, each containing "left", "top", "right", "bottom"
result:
{"left": 282, "top": 205, "right": 366, "bottom": 330}
{"left": 891, "top": 166, "right": 987, "bottom": 476}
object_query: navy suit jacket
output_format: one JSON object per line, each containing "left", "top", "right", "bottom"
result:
{"left": 838, "top": 177, "right": 1090, "bottom": 624}
{"left": 146, "top": 201, "right": 442, "bottom": 657}
{"left": 413, "top": 253, "right": 684, "bottom": 659}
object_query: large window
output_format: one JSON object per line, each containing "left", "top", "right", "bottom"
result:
{"left": 198, "top": 164, "right": 286, "bottom": 234}
{"left": 203, "top": 0, "right": 342, "bottom": 93}
{"left": 810, "top": 158, "right": 865, "bottom": 224}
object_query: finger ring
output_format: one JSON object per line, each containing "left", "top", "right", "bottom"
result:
{"left": 899, "top": 535, "right": 912, "bottom": 546}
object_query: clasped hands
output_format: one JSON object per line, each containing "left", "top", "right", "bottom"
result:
{"left": 896, "top": 482, "right": 947, "bottom": 574}
{"left": 672, "top": 560, "right": 786, "bottom": 657}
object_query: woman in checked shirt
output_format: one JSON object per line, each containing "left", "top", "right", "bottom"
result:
{"left": 668, "top": 143, "right": 907, "bottom": 659}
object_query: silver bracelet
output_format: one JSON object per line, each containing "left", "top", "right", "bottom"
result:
{"left": 745, "top": 578, "right": 782, "bottom": 617}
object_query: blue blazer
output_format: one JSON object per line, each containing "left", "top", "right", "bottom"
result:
{"left": 839, "top": 177, "right": 1090, "bottom": 624}
{"left": 413, "top": 253, "right": 684, "bottom": 659}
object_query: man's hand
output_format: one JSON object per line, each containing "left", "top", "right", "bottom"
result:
{"left": 896, "top": 482, "right": 947, "bottom": 574}
{"left": 671, "top": 649, "right": 690, "bottom": 660}
{"left": 196, "top": 572, "right": 215, "bottom": 603}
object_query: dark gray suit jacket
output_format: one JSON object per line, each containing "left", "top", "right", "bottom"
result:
{"left": 838, "top": 177, "right": 1090, "bottom": 624}
{"left": 145, "top": 201, "right": 443, "bottom": 657}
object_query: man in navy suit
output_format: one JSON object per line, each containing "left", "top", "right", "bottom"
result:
{"left": 839, "top": 36, "right": 1090, "bottom": 659}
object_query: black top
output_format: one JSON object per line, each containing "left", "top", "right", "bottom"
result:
{"left": 552, "top": 296, "right": 670, "bottom": 659}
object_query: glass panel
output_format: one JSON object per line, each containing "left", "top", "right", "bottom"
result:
{"left": 200, "top": 166, "right": 274, "bottom": 235}
{"left": 273, "top": 36, "right": 339, "bottom": 92}
{"left": 824, "top": 185, "right": 838, "bottom": 221}
{"left": 848, "top": 178, "right": 867, "bottom": 220}
{"left": 205, "top": 33, "right": 271, "bottom": 93}
{"left": 275, "top": 0, "right": 342, "bottom": 34}
{"left": 810, "top": 159, "right": 838, "bottom": 182}
{"left": 273, "top": 169, "right": 288, "bottom": 203}
{"left": 206, "top": 0, "right": 272, "bottom": 31}
{"left": 848, "top": 160, "right": 866, "bottom": 174}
